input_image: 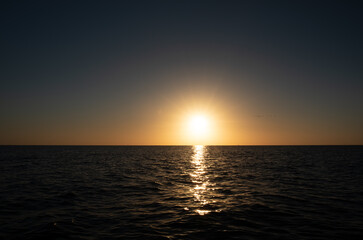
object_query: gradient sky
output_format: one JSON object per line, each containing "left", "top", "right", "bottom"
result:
{"left": 1, "top": 0, "right": 362, "bottom": 145}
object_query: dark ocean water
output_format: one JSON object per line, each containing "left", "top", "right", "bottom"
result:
{"left": 0, "top": 146, "right": 362, "bottom": 240}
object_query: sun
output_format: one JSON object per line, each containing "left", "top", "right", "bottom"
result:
{"left": 179, "top": 110, "right": 218, "bottom": 145}
{"left": 188, "top": 114, "right": 210, "bottom": 137}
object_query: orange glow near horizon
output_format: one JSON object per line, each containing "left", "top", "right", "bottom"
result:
{"left": 3, "top": 92, "right": 361, "bottom": 145}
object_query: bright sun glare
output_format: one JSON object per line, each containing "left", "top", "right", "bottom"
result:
{"left": 188, "top": 114, "right": 210, "bottom": 137}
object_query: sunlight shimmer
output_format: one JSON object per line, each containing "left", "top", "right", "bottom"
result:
{"left": 190, "top": 145, "right": 211, "bottom": 215}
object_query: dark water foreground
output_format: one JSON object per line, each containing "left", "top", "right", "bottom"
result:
{"left": 0, "top": 146, "right": 362, "bottom": 239}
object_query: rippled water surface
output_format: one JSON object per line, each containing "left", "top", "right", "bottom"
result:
{"left": 1, "top": 146, "right": 363, "bottom": 239}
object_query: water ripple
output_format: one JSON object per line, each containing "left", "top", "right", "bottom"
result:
{"left": 0, "top": 146, "right": 362, "bottom": 239}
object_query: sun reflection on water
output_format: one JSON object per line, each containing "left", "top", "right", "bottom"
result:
{"left": 190, "top": 145, "right": 211, "bottom": 215}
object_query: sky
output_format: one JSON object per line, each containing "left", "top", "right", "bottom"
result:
{"left": 1, "top": 0, "right": 362, "bottom": 145}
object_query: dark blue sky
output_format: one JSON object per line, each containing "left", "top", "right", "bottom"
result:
{"left": 1, "top": 0, "right": 362, "bottom": 144}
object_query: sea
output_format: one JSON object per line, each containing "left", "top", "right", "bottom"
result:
{"left": 0, "top": 145, "right": 362, "bottom": 240}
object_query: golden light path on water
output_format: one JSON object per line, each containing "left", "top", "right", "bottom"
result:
{"left": 190, "top": 145, "right": 215, "bottom": 215}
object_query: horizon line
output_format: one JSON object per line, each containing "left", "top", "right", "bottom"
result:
{"left": 1, "top": 144, "right": 362, "bottom": 147}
